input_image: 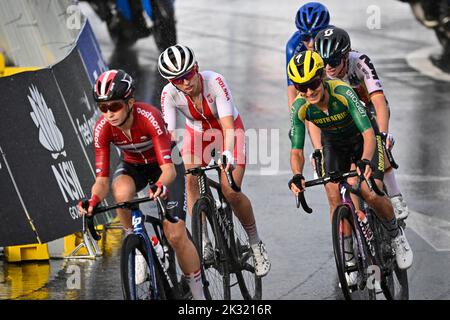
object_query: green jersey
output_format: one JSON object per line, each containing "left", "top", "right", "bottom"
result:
{"left": 291, "top": 79, "right": 372, "bottom": 150}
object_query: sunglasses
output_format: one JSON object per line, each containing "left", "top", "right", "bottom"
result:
{"left": 98, "top": 101, "right": 126, "bottom": 113}
{"left": 293, "top": 77, "right": 323, "bottom": 93}
{"left": 324, "top": 56, "right": 343, "bottom": 68}
{"left": 170, "top": 67, "right": 197, "bottom": 85}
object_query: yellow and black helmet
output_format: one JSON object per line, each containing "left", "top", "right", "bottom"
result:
{"left": 287, "top": 50, "right": 324, "bottom": 84}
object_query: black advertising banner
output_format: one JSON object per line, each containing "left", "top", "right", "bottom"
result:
{"left": 0, "top": 21, "right": 115, "bottom": 246}
{"left": 52, "top": 44, "right": 118, "bottom": 226}
{"left": 0, "top": 145, "right": 38, "bottom": 246}
{"left": 0, "top": 69, "right": 88, "bottom": 243}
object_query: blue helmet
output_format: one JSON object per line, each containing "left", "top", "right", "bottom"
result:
{"left": 295, "top": 2, "right": 330, "bottom": 35}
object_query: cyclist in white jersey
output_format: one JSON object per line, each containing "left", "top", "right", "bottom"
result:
{"left": 314, "top": 26, "right": 409, "bottom": 220}
{"left": 158, "top": 44, "right": 271, "bottom": 277}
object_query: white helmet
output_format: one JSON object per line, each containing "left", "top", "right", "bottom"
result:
{"left": 158, "top": 44, "right": 197, "bottom": 79}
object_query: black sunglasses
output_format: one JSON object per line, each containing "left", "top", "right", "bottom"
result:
{"left": 324, "top": 56, "right": 343, "bottom": 68}
{"left": 293, "top": 77, "right": 323, "bottom": 93}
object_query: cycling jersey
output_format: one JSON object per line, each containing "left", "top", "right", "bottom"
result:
{"left": 161, "top": 70, "right": 246, "bottom": 167}
{"left": 94, "top": 102, "right": 173, "bottom": 177}
{"left": 291, "top": 79, "right": 383, "bottom": 179}
{"left": 290, "top": 79, "right": 372, "bottom": 150}
{"left": 161, "top": 71, "right": 239, "bottom": 132}
{"left": 285, "top": 31, "right": 306, "bottom": 86}
{"left": 328, "top": 51, "right": 384, "bottom": 104}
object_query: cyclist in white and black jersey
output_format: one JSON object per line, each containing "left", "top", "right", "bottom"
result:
{"left": 314, "top": 26, "right": 409, "bottom": 221}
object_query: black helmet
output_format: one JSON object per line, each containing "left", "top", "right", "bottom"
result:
{"left": 314, "top": 27, "right": 351, "bottom": 66}
{"left": 93, "top": 69, "right": 135, "bottom": 102}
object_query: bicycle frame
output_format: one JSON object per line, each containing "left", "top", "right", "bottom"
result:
{"left": 194, "top": 167, "right": 234, "bottom": 249}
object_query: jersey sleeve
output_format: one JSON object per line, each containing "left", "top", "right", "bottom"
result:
{"left": 290, "top": 99, "right": 306, "bottom": 150}
{"left": 145, "top": 107, "right": 174, "bottom": 166}
{"left": 286, "top": 32, "right": 302, "bottom": 86}
{"left": 161, "top": 86, "right": 177, "bottom": 132}
{"left": 356, "top": 53, "right": 384, "bottom": 96}
{"left": 211, "top": 73, "right": 235, "bottom": 119}
{"left": 334, "top": 84, "right": 372, "bottom": 133}
{"left": 93, "top": 118, "right": 111, "bottom": 177}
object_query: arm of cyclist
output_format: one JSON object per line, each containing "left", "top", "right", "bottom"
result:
{"left": 306, "top": 120, "right": 322, "bottom": 170}
{"left": 358, "top": 54, "right": 395, "bottom": 150}
{"left": 370, "top": 93, "right": 395, "bottom": 149}
{"left": 148, "top": 107, "right": 176, "bottom": 200}
{"left": 337, "top": 84, "right": 376, "bottom": 180}
{"left": 161, "top": 88, "right": 178, "bottom": 142}
{"left": 359, "top": 128, "right": 376, "bottom": 180}
{"left": 150, "top": 163, "right": 176, "bottom": 199}
{"left": 78, "top": 177, "right": 109, "bottom": 216}
{"left": 219, "top": 115, "right": 235, "bottom": 172}
{"left": 289, "top": 103, "right": 306, "bottom": 195}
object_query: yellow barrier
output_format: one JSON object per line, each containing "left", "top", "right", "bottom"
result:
{"left": 1, "top": 66, "right": 39, "bottom": 77}
{"left": 4, "top": 244, "right": 50, "bottom": 262}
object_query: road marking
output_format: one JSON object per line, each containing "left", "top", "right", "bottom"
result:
{"left": 406, "top": 46, "right": 450, "bottom": 82}
{"left": 396, "top": 174, "right": 450, "bottom": 182}
{"left": 407, "top": 210, "right": 450, "bottom": 252}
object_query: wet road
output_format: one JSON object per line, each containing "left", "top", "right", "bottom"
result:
{"left": 1, "top": 0, "right": 450, "bottom": 300}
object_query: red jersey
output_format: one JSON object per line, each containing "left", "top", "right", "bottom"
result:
{"left": 93, "top": 103, "right": 173, "bottom": 177}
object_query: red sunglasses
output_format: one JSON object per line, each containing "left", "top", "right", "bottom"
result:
{"left": 293, "top": 77, "right": 323, "bottom": 93}
{"left": 98, "top": 101, "right": 126, "bottom": 113}
{"left": 170, "top": 67, "right": 197, "bottom": 85}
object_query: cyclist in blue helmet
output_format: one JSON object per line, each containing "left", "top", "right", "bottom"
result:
{"left": 286, "top": 2, "right": 331, "bottom": 111}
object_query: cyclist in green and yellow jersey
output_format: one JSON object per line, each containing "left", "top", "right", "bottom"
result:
{"left": 287, "top": 50, "right": 413, "bottom": 273}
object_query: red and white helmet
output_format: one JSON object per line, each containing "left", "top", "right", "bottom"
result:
{"left": 93, "top": 69, "right": 135, "bottom": 102}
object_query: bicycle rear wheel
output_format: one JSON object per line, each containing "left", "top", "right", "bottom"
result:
{"left": 332, "top": 205, "right": 376, "bottom": 300}
{"left": 120, "top": 234, "right": 166, "bottom": 300}
{"left": 192, "top": 197, "right": 231, "bottom": 300}
{"left": 230, "top": 212, "right": 262, "bottom": 300}
{"left": 370, "top": 212, "right": 409, "bottom": 300}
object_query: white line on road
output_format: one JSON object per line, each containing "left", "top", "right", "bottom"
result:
{"left": 407, "top": 210, "right": 450, "bottom": 252}
{"left": 406, "top": 46, "right": 450, "bottom": 82}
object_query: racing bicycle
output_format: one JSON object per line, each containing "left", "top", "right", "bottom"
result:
{"left": 296, "top": 167, "right": 409, "bottom": 300}
{"left": 82, "top": 190, "right": 210, "bottom": 300}
{"left": 186, "top": 159, "right": 262, "bottom": 300}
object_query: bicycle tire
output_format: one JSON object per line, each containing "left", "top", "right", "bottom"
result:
{"left": 370, "top": 212, "right": 409, "bottom": 300}
{"left": 192, "top": 197, "right": 231, "bottom": 300}
{"left": 120, "top": 234, "right": 167, "bottom": 300}
{"left": 332, "top": 205, "right": 376, "bottom": 300}
{"left": 152, "top": 0, "right": 177, "bottom": 52}
{"left": 230, "top": 212, "right": 262, "bottom": 300}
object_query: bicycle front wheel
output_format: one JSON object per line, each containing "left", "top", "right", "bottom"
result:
{"left": 332, "top": 205, "right": 376, "bottom": 300}
{"left": 120, "top": 234, "right": 166, "bottom": 300}
{"left": 192, "top": 197, "right": 231, "bottom": 300}
{"left": 231, "top": 212, "right": 262, "bottom": 300}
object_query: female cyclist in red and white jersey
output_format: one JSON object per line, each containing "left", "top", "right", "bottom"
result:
{"left": 158, "top": 44, "right": 270, "bottom": 277}
{"left": 78, "top": 69, "right": 205, "bottom": 299}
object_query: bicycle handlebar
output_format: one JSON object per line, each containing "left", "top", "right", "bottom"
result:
{"left": 296, "top": 170, "right": 385, "bottom": 214}
{"left": 185, "top": 156, "right": 241, "bottom": 193}
{"left": 81, "top": 194, "right": 179, "bottom": 241}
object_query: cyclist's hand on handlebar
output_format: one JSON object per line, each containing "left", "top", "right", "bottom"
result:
{"left": 220, "top": 150, "right": 235, "bottom": 172}
{"left": 149, "top": 182, "right": 168, "bottom": 200}
{"left": 380, "top": 132, "right": 395, "bottom": 150}
{"left": 288, "top": 174, "right": 305, "bottom": 195}
{"left": 78, "top": 195, "right": 101, "bottom": 217}
{"left": 356, "top": 159, "right": 373, "bottom": 181}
